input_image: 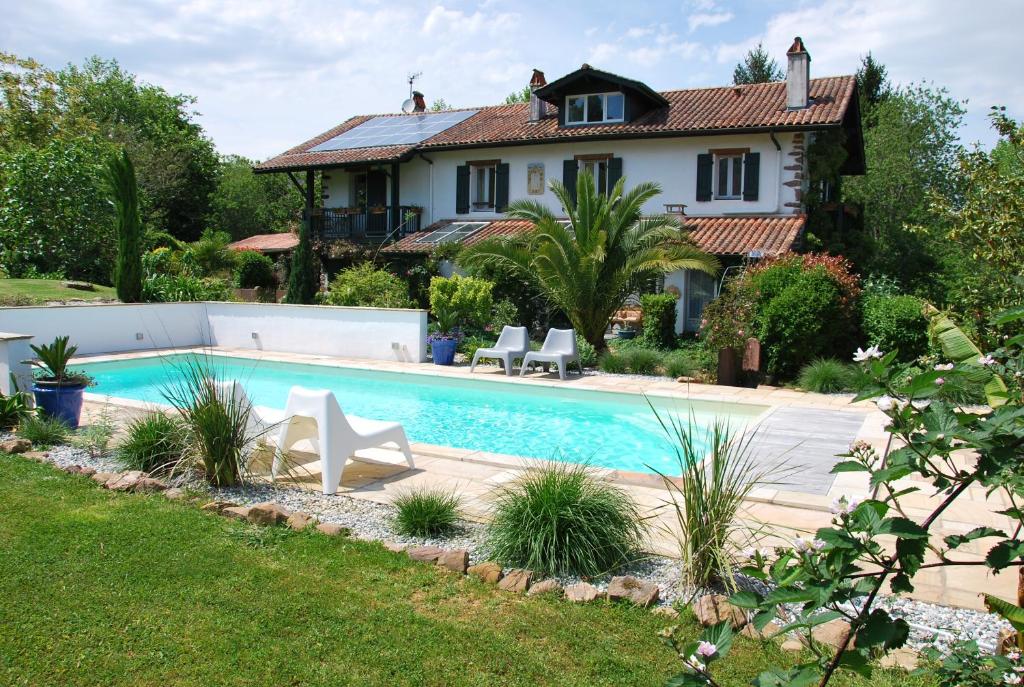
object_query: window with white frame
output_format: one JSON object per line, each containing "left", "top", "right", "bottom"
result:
{"left": 565, "top": 92, "right": 625, "bottom": 125}
{"left": 578, "top": 156, "right": 610, "bottom": 194}
{"left": 471, "top": 163, "right": 496, "bottom": 211}
{"left": 714, "top": 153, "right": 744, "bottom": 199}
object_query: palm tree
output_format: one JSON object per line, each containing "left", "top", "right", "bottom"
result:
{"left": 460, "top": 173, "right": 719, "bottom": 350}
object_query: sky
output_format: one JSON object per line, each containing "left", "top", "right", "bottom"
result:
{"left": 3, "top": 0, "right": 1022, "bottom": 160}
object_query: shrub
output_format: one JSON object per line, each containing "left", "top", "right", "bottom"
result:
{"left": 576, "top": 335, "right": 597, "bottom": 368}
{"left": 639, "top": 293, "right": 678, "bottom": 350}
{"left": 0, "top": 391, "right": 33, "bottom": 431}
{"left": 598, "top": 352, "right": 629, "bottom": 374}
{"left": 233, "top": 250, "right": 277, "bottom": 290}
{"left": 663, "top": 350, "right": 698, "bottom": 378}
{"left": 429, "top": 275, "right": 493, "bottom": 336}
{"left": 392, "top": 487, "right": 461, "bottom": 537}
{"left": 699, "top": 284, "right": 755, "bottom": 352}
{"left": 490, "top": 299, "right": 520, "bottom": 332}
{"left": 143, "top": 274, "right": 233, "bottom": 302}
{"left": 105, "top": 150, "right": 143, "bottom": 303}
{"left": 323, "top": 263, "right": 413, "bottom": 309}
{"left": 620, "top": 347, "right": 663, "bottom": 375}
{"left": 284, "top": 220, "right": 318, "bottom": 304}
{"left": 458, "top": 335, "right": 489, "bottom": 361}
{"left": 72, "top": 408, "right": 116, "bottom": 458}
{"left": 862, "top": 294, "right": 929, "bottom": 362}
{"left": 17, "top": 414, "right": 71, "bottom": 447}
{"left": 186, "top": 229, "right": 236, "bottom": 277}
{"left": 484, "top": 462, "right": 645, "bottom": 577}
{"left": 797, "top": 358, "right": 854, "bottom": 393}
{"left": 117, "top": 413, "right": 187, "bottom": 474}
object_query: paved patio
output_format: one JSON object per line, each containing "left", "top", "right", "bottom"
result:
{"left": 77, "top": 347, "right": 1015, "bottom": 611}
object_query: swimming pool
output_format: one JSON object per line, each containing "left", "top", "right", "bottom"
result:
{"left": 78, "top": 353, "right": 768, "bottom": 475}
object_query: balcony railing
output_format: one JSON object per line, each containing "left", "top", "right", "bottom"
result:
{"left": 310, "top": 207, "right": 422, "bottom": 242}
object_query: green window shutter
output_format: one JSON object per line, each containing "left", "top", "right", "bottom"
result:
{"left": 742, "top": 152, "right": 760, "bottom": 201}
{"left": 607, "top": 156, "right": 623, "bottom": 191}
{"left": 495, "top": 162, "right": 510, "bottom": 212}
{"left": 455, "top": 164, "right": 470, "bottom": 214}
{"left": 696, "top": 154, "right": 713, "bottom": 202}
{"left": 562, "top": 159, "right": 578, "bottom": 204}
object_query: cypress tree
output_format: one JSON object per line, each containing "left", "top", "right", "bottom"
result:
{"left": 284, "top": 215, "right": 318, "bottom": 304}
{"left": 104, "top": 150, "right": 143, "bottom": 302}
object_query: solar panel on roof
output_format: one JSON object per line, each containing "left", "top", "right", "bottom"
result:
{"left": 414, "top": 222, "right": 488, "bottom": 244}
{"left": 309, "top": 110, "right": 479, "bottom": 152}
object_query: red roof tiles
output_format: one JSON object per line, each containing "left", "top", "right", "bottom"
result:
{"left": 383, "top": 215, "right": 804, "bottom": 257}
{"left": 228, "top": 233, "right": 299, "bottom": 253}
{"left": 256, "top": 76, "right": 856, "bottom": 172}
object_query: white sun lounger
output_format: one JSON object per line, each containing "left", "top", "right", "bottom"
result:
{"left": 520, "top": 328, "right": 582, "bottom": 380}
{"left": 469, "top": 325, "right": 530, "bottom": 376}
{"left": 214, "top": 381, "right": 415, "bottom": 495}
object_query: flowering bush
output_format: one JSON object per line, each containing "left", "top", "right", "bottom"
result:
{"left": 664, "top": 301, "right": 1024, "bottom": 686}
{"left": 699, "top": 283, "right": 755, "bottom": 352}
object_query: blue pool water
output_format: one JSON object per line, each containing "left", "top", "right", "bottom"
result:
{"left": 78, "top": 354, "right": 767, "bottom": 475}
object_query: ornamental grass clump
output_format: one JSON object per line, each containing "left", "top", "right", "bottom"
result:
{"left": 17, "top": 414, "right": 71, "bottom": 447}
{"left": 393, "top": 487, "right": 461, "bottom": 537}
{"left": 484, "top": 461, "right": 645, "bottom": 578}
{"left": 117, "top": 413, "right": 187, "bottom": 475}
{"left": 797, "top": 358, "right": 855, "bottom": 393}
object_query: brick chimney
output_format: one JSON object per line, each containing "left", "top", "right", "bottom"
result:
{"left": 786, "top": 37, "right": 810, "bottom": 110}
{"left": 529, "top": 69, "right": 547, "bottom": 122}
{"left": 412, "top": 91, "right": 426, "bottom": 113}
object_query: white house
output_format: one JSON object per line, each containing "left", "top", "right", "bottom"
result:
{"left": 255, "top": 37, "right": 864, "bottom": 333}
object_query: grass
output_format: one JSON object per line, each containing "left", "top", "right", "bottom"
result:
{"left": 393, "top": 486, "right": 461, "bottom": 537}
{"left": 484, "top": 462, "right": 645, "bottom": 578}
{"left": 797, "top": 358, "right": 856, "bottom": 394}
{"left": 0, "top": 278, "right": 117, "bottom": 305}
{"left": 16, "top": 413, "right": 71, "bottom": 447}
{"left": 117, "top": 413, "right": 188, "bottom": 474}
{"left": 0, "top": 456, "right": 929, "bottom": 687}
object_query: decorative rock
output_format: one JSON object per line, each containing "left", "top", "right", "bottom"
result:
{"left": 315, "top": 522, "right": 349, "bottom": 536}
{"left": 564, "top": 582, "right": 600, "bottom": 603}
{"left": 498, "top": 569, "right": 532, "bottom": 593}
{"left": 201, "top": 500, "right": 237, "bottom": 514}
{"left": 132, "top": 477, "right": 167, "bottom": 493}
{"left": 607, "top": 575, "right": 660, "bottom": 608}
{"left": 781, "top": 637, "right": 804, "bottom": 652}
{"left": 92, "top": 472, "right": 116, "bottom": 484}
{"left": 384, "top": 541, "right": 408, "bottom": 553}
{"left": 879, "top": 647, "right": 919, "bottom": 670}
{"left": 286, "top": 512, "right": 316, "bottom": 531}
{"left": 221, "top": 506, "right": 252, "bottom": 520}
{"left": 106, "top": 471, "right": 147, "bottom": 491}
{"left": 527, "top": 579, "right": 563, "bottom": 597}
{"left": 1, "top": 438, "right": 32, "bottom": 454}
{"left": 437, "top": 549, "right": 469, "bottom": 574}
{"left": 652, "top": 606, "right": 680, "bottom": 619}
{"left": 78, "top": 466, "right": 96, "bottom": 477}
{"left": 163, "top": 488, "right": 187, "bottom": 500}
{"left": 407, "top": 545, "right": 445, "bottom": 563}
{"left": 22, "top": 450, "right": 50, "bottom": 462}
{"left": 247, "top": 501, "right": 290, "bottom": 526}
{"left": 62, "top": 280, "right": 95, "bottom": 291}
{"left": 467, "top": 561, "right": 503, "bottom": 584}
{"left": 692, "top": 594, "right": 748, "bottom": 629}
{"left": 741, "top": 621, "right": 781, "bottom": 640}
{"left": 811, "top": 619, "right": 851, "bottom": 649}
{"left": 63, "top": 464, "right": 84, "bottom": 474}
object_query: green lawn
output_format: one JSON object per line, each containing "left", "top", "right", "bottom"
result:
{"left": 0, "top": 278, "right": 117, "bottom": 305}
{"left": 0, "top": 457, "right": 929, "bottom": 686}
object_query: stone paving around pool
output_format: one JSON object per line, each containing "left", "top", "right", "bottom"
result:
{"left": 78, "top": 346, "right": 1016, "bottom": 611}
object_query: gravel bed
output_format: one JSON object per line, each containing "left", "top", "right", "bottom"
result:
{"left": 8, "top": 436, "right": 1013, "bottom": 654}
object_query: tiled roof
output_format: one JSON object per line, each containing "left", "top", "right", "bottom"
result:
{"left": 228, "top": 233, "right": 299, "bottom": 253}
{"left": 256, "top": 76, "right": 856, "bottom": 172}
{"left": 382, "top": 215, "right": 804, "bottom": 257}
{"left": 683, "top": 215, "right": 804, "bottom": 256}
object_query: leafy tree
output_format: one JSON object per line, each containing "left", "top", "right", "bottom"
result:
{"left": 104, "top": 150, "right": 143, "bottom": 302}
{"left": 185, "top": 229, "right": 235, "bottom": 277}
{"left": 842, "top": 84, "right": 966, "bottom": 296}
{"left": 284, "top": 218, "right": 318, "bottom": 304}
{"left": 459, "top": 172, "right": 719, "bottom": 350}
{"left": 504, "top": 87, "right": 531, "bottom": 104}
{"left": 0, "top": 138, "right": 114, "bottom": 282}
{"left": 732, "top": 42, "right": 783, "bottom": 85}
{"left": 429, "top": 98, "right": 452, "bottom": 112}
{"left": 207, "top": 155, "right": 300, "bottom": 239}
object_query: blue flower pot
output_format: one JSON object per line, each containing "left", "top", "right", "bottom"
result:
{"left": 32, "top": 382, "right": 87, "bottom": 429}
{"left": 430, "top": 338, "right": 458, "bottom": 366}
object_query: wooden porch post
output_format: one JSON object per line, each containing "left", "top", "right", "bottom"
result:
{"left": 390, "top": 162, "right": 400, "bottom": 234}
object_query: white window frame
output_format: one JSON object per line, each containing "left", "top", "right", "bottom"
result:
{"left": 577, "top": 157, "right": 611, "bottom": 195}
{"left": 714, "top": 153, "right": 744, "bottom": 200}
{"left": 470, "top": 163, "right": 496, "bottom": 211}
{"left": 564, "top": 92, "right": 625, "bottom": 125}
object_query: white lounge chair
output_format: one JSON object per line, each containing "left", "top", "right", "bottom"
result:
{"left": 469, "top": 326, "right": 530, "bottom": 376}
{"left": 520, "top": 328, "right": 582, "bottom": 380}
{"left": 269, "top": 386, "right": 415, "bottom": 495}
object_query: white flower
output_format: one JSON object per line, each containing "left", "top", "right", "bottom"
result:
{"left": 935, "top": 377, "right": 945, "bottom": 386}
{"left": 696, "top": 641, "right": 718, "bottom": 658}
{"left": 830, "top": 496, "right": 862, "bottom": 516}
{"left": 853, "top": 345, "right": 883, "bottom": 362}
{"left": 1003, "top": 672, "right": 1022, "bottom": 685}
{"left": 934, "top": 363, "right": 955, "bottom": 371}
{"left": 911, "top": 399, "right": 932, "bottom": 410}
{"left": 794, "top": 535, "right": 826, "bottom": 553}
{"left": 876, "top": 395, "right": 895, "bottom": 411}
{"left": 979, "top": 354, "right": 997, "bottom": 366}
{"left": 1009, "top": 651, "right": 1020, "bottom": 661}
{"left": 685, "top": 654, "right": 703, "bottom": 668}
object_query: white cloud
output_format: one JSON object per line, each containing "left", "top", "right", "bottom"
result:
{"left": 688, "top": 11, "right": 733, "bottom": 33}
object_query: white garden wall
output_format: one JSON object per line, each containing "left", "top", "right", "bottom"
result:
{"left": 0, "top": 302, "right": 428, "bottom": 369}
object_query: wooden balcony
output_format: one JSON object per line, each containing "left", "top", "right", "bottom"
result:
{"left": 310, "top": 207, "right": 422, "bottom": 242}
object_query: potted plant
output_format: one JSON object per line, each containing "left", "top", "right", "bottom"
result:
{"left": 29, "top": 335, "right": 93, "bottom": 428}
{"left": 616, "top": 325, "right": 637, "bottom": 340}
{"left": 698, "top": 286, "right": 755, "bottom": 388}
{"left": 427, "top": 275, "right": 493, "bottom": 366}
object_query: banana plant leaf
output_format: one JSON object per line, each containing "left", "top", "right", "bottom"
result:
{"left": 923, "top": 304, "right": 1008, "bottom": 407}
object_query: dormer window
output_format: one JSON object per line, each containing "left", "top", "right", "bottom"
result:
{"left": 565, "top": 92, "right": 625, "bottom": 125}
